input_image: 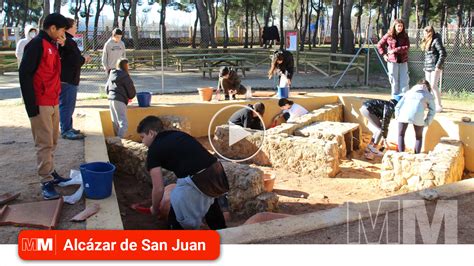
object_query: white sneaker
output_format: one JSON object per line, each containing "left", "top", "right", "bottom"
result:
{"left": 436, "top": 105, "right": 443, "bottom": 113}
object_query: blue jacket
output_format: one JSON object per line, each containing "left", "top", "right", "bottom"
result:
{"left": 395, "top": 84, "right": 436, "bottom": 126}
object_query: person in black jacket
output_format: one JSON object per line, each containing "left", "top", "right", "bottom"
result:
{"left": 106, "top": 58, "right": 136, "bottom": 138}
{"left": 59, "top": 18, "right": 91, "bottom": 140}
{"left": 359, "top": 98, "right": 398, "bottom": 157}
{"left": 229, "top": 102, "right": 265, "bottom": 130}
{"left": 218, "top": 66, "right": 247, "bottom": 100}
{"left": 268, "top": 49, "right": 294, "bottom": 89}
{"left": 421, "top": 26, "right": 447, "bottom": 113}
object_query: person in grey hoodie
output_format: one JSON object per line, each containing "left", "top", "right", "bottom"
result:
{"left": 102, "top": 28, "right": 126, "bottom": 74}
{"left": 395, "top": 80, "right": 436, "bottom": 154}
{"left": 106, "top": 58, "right": 136, "bottom": 138}
{"left": 15, "top": 25, "right": 37, "bottom": 65}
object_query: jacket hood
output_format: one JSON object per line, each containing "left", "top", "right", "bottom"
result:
{"left": 110, "top": 69, "right": 128, "bottom": 81}
{"left": 24, "top": 25, "right": 38, "bottom": 40}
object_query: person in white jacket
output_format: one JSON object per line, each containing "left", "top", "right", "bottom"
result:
{"left": 15, "top": 25, "right": 38, "bottom": 66}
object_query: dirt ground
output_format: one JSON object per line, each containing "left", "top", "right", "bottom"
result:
{"left": 1, "top": 89, "right": 472, "bottom": 241}
{"left": 258, "top": 192, "right": 474, "bottom": 244}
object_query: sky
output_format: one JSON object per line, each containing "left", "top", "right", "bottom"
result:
{"left": 59, "top": 1, "right": 197, "bottom": 29}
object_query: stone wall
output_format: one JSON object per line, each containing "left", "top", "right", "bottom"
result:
{"left": 212, "top": 103, "right": 344, "bottom": 177}
{"left": 106, "top": 137, "right": 278, "bottom": 215}
{"left": 294, "top": 121, "right": 360, "bottom": 159}
{"left": 380, "top": 138, "right": 465, "bottom": 192}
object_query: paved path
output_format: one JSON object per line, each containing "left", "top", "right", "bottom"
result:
{"left": 0, "top": 67, "right": 389, "bottom": 101}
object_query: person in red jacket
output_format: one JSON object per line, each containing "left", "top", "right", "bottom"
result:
{"left": 19, "top": 13, "right": 71, "bottom": 200}
{"left": 377, "top": 19, "right": 410, "bottom": 101}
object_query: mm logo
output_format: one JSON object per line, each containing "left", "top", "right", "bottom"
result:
{"left": 21, "top": 238, "right": 54, "bottom": 251}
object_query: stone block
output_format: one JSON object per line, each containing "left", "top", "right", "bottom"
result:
{"left": 380, "top": 138, "right": 464, "bottom": 192}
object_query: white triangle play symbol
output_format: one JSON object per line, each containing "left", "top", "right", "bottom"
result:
{"left": 228, "top": 122, "right": 252, "bottom": 147}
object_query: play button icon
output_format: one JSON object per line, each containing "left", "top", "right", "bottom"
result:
{"left": 208, "top": 104, "right": 266, "bottom": 163}
{"left": 228, "top": 123, "right": 252, "bottom": 146}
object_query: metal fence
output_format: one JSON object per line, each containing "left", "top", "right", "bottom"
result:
{"left": 405, "top": 27, "right": 473, "bottom": 94}
{"left": 1, "top": 26, "right": 472, "bottom": 99}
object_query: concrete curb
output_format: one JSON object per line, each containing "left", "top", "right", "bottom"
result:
{"left": 218, "top": 178, "right": 474, "bottom": 244}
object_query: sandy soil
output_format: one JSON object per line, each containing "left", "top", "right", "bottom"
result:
{"left": 1, "top": 90, "right": 472, "bottom": 238}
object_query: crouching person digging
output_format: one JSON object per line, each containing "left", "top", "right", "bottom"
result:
{"left": 137, "top": 116, "right": 229, "bottom": 230}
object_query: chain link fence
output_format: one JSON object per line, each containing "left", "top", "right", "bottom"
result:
{"left": 1, "top": 26, "right": 472, "bottom": 99}
{"left": 406, "top": 27, "right": 473, "bottom": 95}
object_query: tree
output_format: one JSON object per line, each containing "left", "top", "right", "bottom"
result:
{"left": 120, "top": 0, "right": 131, "bottom": 33}
{"left": 195, "top": 0, "right": 211, "bottom": 48}
{"left": 111, "top": 0, "right": 122, "bottom": 28}
{"left": 223, "top": 0, "right": 230, "bottom": 47}
{"left": 279, "top": 0, "right": 284, "bottom": 49}
{"left": 454, "top": 0, "right": 465, "bottom": 53}
{"left": 53, "top": 0, "right": 61, "bottom": 13}
{"left": 129, "top": 0, "right": 139, "bottom": 49}
{"left": 82, "top": 0, "right": 94, "bottom": 50}
{"left": 207, "top": 0, "right": 218, "bottom": 48}
{"left": 330, "top": 0, "right": 340, "bottom": 53}
{"left": 159, "top": 0, "right": 167, "bottom": 49}
{"left": 341, "top": 0, "right": 354, "bottom": 54}
{"left": 93, "top": 0, "right": 107, "bottom": 50}
{"left": 402, "top": 0, "right": 412, "bottom": 29}
{"left": 39, "top": 0, "right": 50, "bottom": 26}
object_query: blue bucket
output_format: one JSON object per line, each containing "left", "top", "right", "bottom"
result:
{"left": 136, "top": 92, "right": 152, "bottom": 107}
{"left": 277, "top": 87, "right": 289, "bottom": 99}
{"left": 80, "top": 162, "right": 116, "bottom": 199}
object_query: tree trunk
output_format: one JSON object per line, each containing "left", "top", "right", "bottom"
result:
{"left": 264, "top": 0, "right": 274, "bottom": 27}
{"left": 244, "top": 0, "right": 249, "bottom": 48}
{"left": 312, "top": 0, "right": 322, "bottom": 47}
{"left": 380, "top": 0, "right": 389, "bottom": 35}
{"left": 83, "top": 0, "right": 93, "bottom": 51}
{"left": 454, "top": 0, "right": 464, "bottom": 53}
{"left": 93, "top": 0, "right": 104, "bottom": 50}
{"left": 339, "top": 0, "right": 344, "bottom": 51}
{"left": 112, "top": 0, "right": 121, "bottom": 28}
{"left": 53, "top": 0, "right": 60, "bottom": 13}
{"left": 355, "top": 0, "right": 362, "bottom": 47}
{"left": 160, "top": 0, "right": 167, "bottom": 49}
{"left": 196, "top": 0, "right": 211, "bottom": 48}
{"left": 121, "top": 1, "right": 131, "bottom": 33}
{"left": 439, "top": 1, "right": 446, "bottom": 29}
{"left": 192, "top": 14, "right": 199, "bottom": 48}
{"left": 74, "top": 0, "right": 82, "bottom": 23}
{"left": 39, "top": 0, "right": 50, "bottom": 26}
{"left": 223, "top": 0, "right": 229, "bottom": 48}
{"left": 255, "top": 10, "right": 263, "bottom": 47}
{"left": 300, "top": 0, "right": 310, "bottom": 51}
{"left": 421, "top": 0, "right": 429, "bottom": 28}
{"left": 330, "top": 0, "right": 340, "bottom": 53}
{"left": 249, "top": 9, "right": 253, "bottom": 48}
{"left": 402, "top": 0, "right": 412, "bottom": 29}
{"left": 342, "top": 0, "right": 354, "bottom": 54}
{"left": 130, "top": 0, "right": 139, "bottom": 49}
{"left": 280, "top": 0, "right": 284, "bottom": 49}
{"left": 207, "top": 0, "right": 218, "bottom": 48}
{"left": 307, "top": 0, "right": 313, "bottom": 50}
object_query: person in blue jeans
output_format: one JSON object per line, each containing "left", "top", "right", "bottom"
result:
{"left": 268, "top": 50, "right": 294, "bottom": 95}
{"left": 59, "top": 18, "right": 91, "bottom": 140}
{"left": 395, "top": 80, "right": 436, "bottom": 154}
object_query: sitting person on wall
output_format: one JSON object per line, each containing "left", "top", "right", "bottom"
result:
{"left": 106, "top": 58, "right": 136, "bottom": 138}
{"left": 218, "top": 66, "right": 247, "bottom": 100}
{"left": 395, "top": 80, "right": 436, "bottom": 154}
{"left": 137, "top": 116, "right": 229, "bottom": 230}
{"left": 229, "top": 102, "right": 266, "bottom": 130}
{"left": 359, "top": 98, "right": 398, "bottom": 158}
{"left": 272, "top": 98, "right": 308, "bottom": 124}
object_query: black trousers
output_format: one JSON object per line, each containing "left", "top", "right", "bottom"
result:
{"left": 167, "top": 198, "right": 227, "bottom": 230}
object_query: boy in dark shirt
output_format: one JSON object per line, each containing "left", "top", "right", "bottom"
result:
{"left": 137, "top": 116, "right": 228, "bottom": 229}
